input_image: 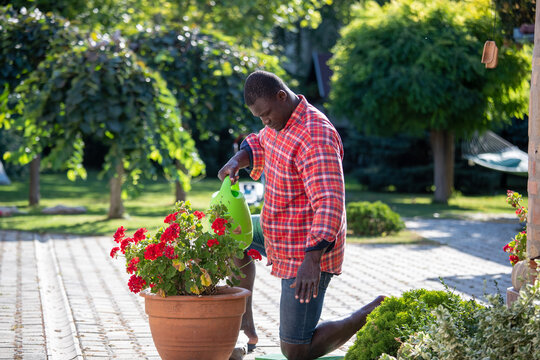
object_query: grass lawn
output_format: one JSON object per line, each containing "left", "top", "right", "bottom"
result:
{"left": 0, "top": 172, "right": 523, "bottom": 242}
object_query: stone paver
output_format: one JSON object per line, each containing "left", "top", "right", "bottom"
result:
{"left": 0, "top": 217, "right": 519, "bottom": 359}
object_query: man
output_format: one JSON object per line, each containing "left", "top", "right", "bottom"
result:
{"left": 218, "top": 70, "right": 384, "bottom": 360}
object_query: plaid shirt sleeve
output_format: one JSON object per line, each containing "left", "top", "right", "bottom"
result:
{"left": 295, "top": 141, "right": 345, "bottom": 251}
{"left": 243, "top": 131, "right": 266, "bottom": 181}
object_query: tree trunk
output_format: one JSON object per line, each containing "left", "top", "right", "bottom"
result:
{"left": 108, "top": 163, "right": 125, "bottom": 219}
{"left": 430, "top": 130, "right": 455, "bottom": 204}
{"left": 29, "top": 155, "right": 40, "bottom": 206}
{"left": 175, "top": 160, "right": 187, "bottom": 202}
{"left": 527, "top": 2, "right": 540, "bottom": 260}
{"left": 175, "top": 181, "right": 186, "bottom": 202}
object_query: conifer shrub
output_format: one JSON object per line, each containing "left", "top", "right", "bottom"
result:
{"left": 346, "top": 201, "right": 405, "bottom": 236}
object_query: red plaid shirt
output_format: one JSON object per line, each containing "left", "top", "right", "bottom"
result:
{"left": 244, "top": 96, "right": 346, "bottom": 279}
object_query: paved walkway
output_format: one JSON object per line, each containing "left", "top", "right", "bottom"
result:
{"left": 0, "top": 217, "right": 521, "bottom": 359}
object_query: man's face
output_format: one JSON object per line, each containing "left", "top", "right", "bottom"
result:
{"left": 248, "top": 90, "right": 290, "bottom": 131}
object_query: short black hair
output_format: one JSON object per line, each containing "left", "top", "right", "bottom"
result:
{"left": 244, "top": 70, "right": 287, "bottom": 106}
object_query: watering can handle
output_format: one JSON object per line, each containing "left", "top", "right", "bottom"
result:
{"left": 220, "top": 175, "right": 240, "bottom": 194}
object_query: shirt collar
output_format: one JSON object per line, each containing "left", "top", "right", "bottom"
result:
{"left": 281, "top": 95, "right": 307, "bottom": 132}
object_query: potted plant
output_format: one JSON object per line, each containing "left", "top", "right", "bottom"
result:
{"left": 110, "top": 200, "right": 262, "bottom": 360}
{"left": 504, "top": 190, "right": 536, "bottom": 293}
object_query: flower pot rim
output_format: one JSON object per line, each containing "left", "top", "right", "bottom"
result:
{"left": 139, "top": 285, "right": 251, "bottom": 301}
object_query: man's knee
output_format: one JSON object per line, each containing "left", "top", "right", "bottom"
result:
{"left": 280, "top": 340, "right": 311, "bottom": 360}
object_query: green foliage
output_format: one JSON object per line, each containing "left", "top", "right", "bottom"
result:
{"left": 173, "top": 0, "right": 332, "bottom": 48}
{"left": 249, "top": 202, "right": 263, "bottom": 215}
{"left": 117, "top": 201, "right": 249, "bottom": 296}
{"left": 382, "top": 277, "right": 540, "bottom": 360}
{"left": 6, "top": 35, "right": 204, "bottom": 191}
{"left": 345, "top": 289, "right": 481, "bottom": 360}
{"left": 4, "top": 0, "right": 334, "bottom": 48}
{"left": 0, "top": 5, "right": 78, "bottom": 116}
{"left": 346, "top": 201, "right": 405, "bottom": 236}
{"left": 495, "top": 0, "right": 536, "bottom": 40}
{"left": 329, "top": 0, "right": 530, "bottom": 137}
{"left": 130, "top": 27, "right": 285, "bottom": 175}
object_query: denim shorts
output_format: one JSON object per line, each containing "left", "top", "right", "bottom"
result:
{"left": 248, "top": 215, "right": 333, "bottom": 344}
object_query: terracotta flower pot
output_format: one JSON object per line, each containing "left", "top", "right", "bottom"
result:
{"left": 511, "top": 260, "right": 538, "bottom": 291}
{"left": 140, "top": 286, "right": 251, "bottom": 360}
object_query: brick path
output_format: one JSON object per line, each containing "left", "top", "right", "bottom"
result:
{"left": 0, "top": 217, "right": 519, "bottom": 359}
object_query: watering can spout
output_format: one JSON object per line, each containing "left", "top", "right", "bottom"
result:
{"left": 210, "top": 176, "right": 253, "bottom": 250}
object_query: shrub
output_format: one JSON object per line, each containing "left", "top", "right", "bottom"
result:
{"left": 345, "top": 289, "right": 481, "bottom": 360}
{"left": 346, "top": 201, "right": 405, "bottom": 236}
{"left": 381, "top": 273, "right": 540, "bottom": 360}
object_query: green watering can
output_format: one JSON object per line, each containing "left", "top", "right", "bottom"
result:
{"left": 209, "top": 176, "right": 253, "bottom": 250}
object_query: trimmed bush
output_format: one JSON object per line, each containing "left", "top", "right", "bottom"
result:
{"left": 345, "top": 289, "right": 481, "bottom": 360}
{"left": 346, "top": 201, "right": 405, "bottom": 236}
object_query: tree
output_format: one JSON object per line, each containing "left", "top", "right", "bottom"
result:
{"left": 130, "top": 27, "right": 286, "bottom": 178}
{"left": 2, "top": 0, "right": 334, "bottom": 48}
{"left": 328, "top": 0, "right": 530, "bottom": 203}
{"left": 0, "top": 5, "right": 79, "bottom": 205}
{"left": 6, "top": 35, "right": 203, "bottom": 218}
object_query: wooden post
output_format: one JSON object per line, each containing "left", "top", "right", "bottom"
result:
{"left": 509, "top": 2, "right": 540, "bottom": 306}
{"left": 528, "top": 3, "right": 540, "bottom": 262}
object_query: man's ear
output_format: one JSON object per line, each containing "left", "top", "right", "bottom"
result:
{"left": 276, "top": 89, "right": 287, "bottom": 102}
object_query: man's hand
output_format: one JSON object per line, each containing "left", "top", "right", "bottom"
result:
{"left": 218, "top": 149, "right": 250, "bottom": 184}
{"left": 290, "top": 249, "right": 324, "bottom": 303}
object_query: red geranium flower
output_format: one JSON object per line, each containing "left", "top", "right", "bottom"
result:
{"left": 509, "top": 255, "right": 520, "bottom": 265}
{"left": 207, "top": 238, "right": 219, "bottom": 248}
{"left": 128, "top": 275, "right": 146, "bottom": 293}
{"left": 161, "top": 222, "right": 180, "bottom": 243}
{"left": 114, "top": 226, "right": 126, "bottom": 243}
{"left": 133, "top": 228, "right": 147, "bottom": 243}
{"left": 212, "top": 218, "right": 228, "bottom": 236}
{"left": 120, "top": 237, "right": 133, "bottom": 254}
{"left": 164, "top": 245, "right": 178, "bottom": 259}
{"left": 144, "top": 242, "right": 165, "bottom": 260}
{"left": 164, "top": 212, "right": 179, "bottom": 224}
{"left": 127, "top": 257, "right": 140, "bottom": 274}
{"left": 110, "top": 247, "right": 120, "bottom": 258}
{"left": 247, "top": 249, "right": 262, "bottom": 261}
{"left": 193, "top": 211, "right": 205, "bottom": 220}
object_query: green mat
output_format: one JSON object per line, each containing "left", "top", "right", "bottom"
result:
{"left": 255, "top": 354, "right": 344, "bottom": 360}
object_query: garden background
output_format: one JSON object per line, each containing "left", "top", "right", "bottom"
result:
{"left": 0, "top": 0, "right": 535, "bottom": 235}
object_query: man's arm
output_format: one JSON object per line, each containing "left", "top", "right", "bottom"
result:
{"left": 218, "top": 149, "right": 250, "bottom": 184}
{"left": 292, "top": 140, "right": 345, "bottom": 303}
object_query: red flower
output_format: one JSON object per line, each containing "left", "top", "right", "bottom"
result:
{"left": 149, "top": 283, "right": 156, "bottom": 288}
{"left": 114, "top": 226, "right": 126, "bottom": 243}
{"left": 120, "top": 237, "right": 133, "bottom": 254}
{"left": 247, "top": 249, "right": 262, "bottom": 261}
{"left": 161, "top": 222, "right": 180, "bottom": 243}
{"left": 133, "top": 228, "right": 147, "bottom": 243}
{"left": 212, "top": 218, "right": 228, "bottom": 236}
{"left": 164, "top": 245, "right": 178, "bottom": 259}
{"left": 110, "top": 247, "right": 120, "bottom": 258}
{"left": 509, "top": 255, "right": 520, "bottom": 265}
{"left": 164, "top": 212, "right": 179, "bottom": 224}
{"left": 207, "top": 238, "right": 219, "bottom": 248}
{"left": 144, "top": 242, "right": 165, "bottom": 260}
{"left": 127, "top": 257, "right": 140, "bottom": 274}
{"left": 503, "top": 244, "right": 513, "bottom": 253}
{"left": 194, "top": 211, "right": 205, "bottom": 219}
{"left": 128, "top": 275, "right": 146, "bottom": 293}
